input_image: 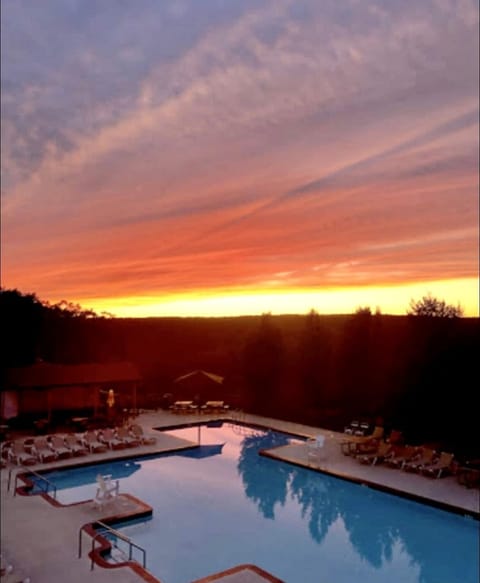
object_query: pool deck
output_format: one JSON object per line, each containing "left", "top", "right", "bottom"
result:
{"left": 1, "top": 410, "right": 479, "bottom": 583}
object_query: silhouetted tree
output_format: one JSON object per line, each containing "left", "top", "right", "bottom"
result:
{"left": 336, "top": 310, "right": 373, "bottom": 416}
{"left": 407, "top": 294, "right": 463, "bottom": 318}
{"left": 0, "top": 289, "right": 45, "bottom": 368}
{"left": 355, "top": 306, "right": 372, "bottom": 315}
{"left": 393, "top": 314, "right": 478, "bottom": 450}
{"left": 297, "top": 310, "right": 333, "bottom": 415}
{"left": 242, "top": 313, "right": 284, "bottom": 413}
{"left": 0, "top": 288, "right": 110, "bottom": 369}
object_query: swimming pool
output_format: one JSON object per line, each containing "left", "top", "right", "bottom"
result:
{"left": 31, "top": 423, "right": 479, "bottom": 583}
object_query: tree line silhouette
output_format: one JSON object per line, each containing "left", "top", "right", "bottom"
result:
{"left": 1, "top": 288, "right": 478, "bottom": 457}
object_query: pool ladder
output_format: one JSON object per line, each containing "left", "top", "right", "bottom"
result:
{"left": 78, "top": 520, "right": 147, "bottom": 571}
{"left": 8, "top": 466, "right": 57, "bottom": 500}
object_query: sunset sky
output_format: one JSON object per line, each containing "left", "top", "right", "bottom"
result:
{"left": 1, "top": 0, "right": 479, "bottom": 317}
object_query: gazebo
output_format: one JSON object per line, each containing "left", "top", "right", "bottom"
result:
{"left": 2, "top": 361, "right": 142, "bottom": 426}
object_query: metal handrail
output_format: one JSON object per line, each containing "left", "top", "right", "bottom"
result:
{"left": 78, "top": 521, "right": 146, "bottom": 571}
{"left": 13, "top": 466, "right": 57, "bottom": 499}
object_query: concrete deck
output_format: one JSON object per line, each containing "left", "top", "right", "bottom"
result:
{"left": 1, "top": 410, "right": 479, "bottom": 583}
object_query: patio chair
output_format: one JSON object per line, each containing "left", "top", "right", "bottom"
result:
{"left": 98, "top": 428, "right": 126, "bottom": 450}
{"left": 64, "top": 434, "right": 88, "bottom": 456}
{"left": 32, "top": 437, "right": 58, "bottom": 463}
{"left": 421, "top": 451, "right": 455, "bottom": 478}
{"left": 354, "top": 421, "right": 372, "bottom": 436}
{"left": 343, "top": 420, "right": 360, "bottom": 435}
{"left": 93, "top": 474, "right": 119, "bottom": 508}
{"left": 357, "top": 440, "right": 394, "bottom": 466}
{"left": 130, "top": 424, "right": 157, "bottom": 445}
{"left": 116, "top": 426, "right": 140, "bottom": 447}
{"left": 7, "top": 441, "right": 37, "bottom": 466}
{"left": 402, "top": 447, "right": 436, "bottom": 473}
{"left": 48, "top": 435, "right": 72, "bottom": 459}
{"left": 82, "top": 430, "right": 108, "bottom": 453}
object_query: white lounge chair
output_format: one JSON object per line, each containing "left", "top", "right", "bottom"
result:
{"left": 48, "top": 435, "right": 72, "bottom": 459}
{"left": 8, "top": 442, "right": 37, "bottom": 466}
{"left": 64, "top": 434, "right": 88, "bottom": 456}
{"left": 32, "top": 437, "right": 57, "bottom": 463}
{"left": 98, "top": 428, "right": 126, "bottom": 450}
{"left": 129, "top": 424, "right": 157, "bottom": 445}
{"left": 116, "top": 426, "right": 139, "bottom": 447}
{"left": 82, "top": 431, "right": 108, "bottom": 453}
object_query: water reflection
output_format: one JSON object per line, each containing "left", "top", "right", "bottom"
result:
{"left": 289, "top": 467, "right": 339, "bottom": 544}
{"left": 236, "top": 429, "right": 479, "bottom": 583}
{"left": 237, "top": 429, "right": 292, "bottom": 519}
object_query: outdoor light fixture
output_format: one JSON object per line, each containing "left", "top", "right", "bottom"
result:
{"left": 106, "top": 389, "right": 115, "bottom": 408}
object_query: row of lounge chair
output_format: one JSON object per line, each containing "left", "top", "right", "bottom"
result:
{"left": 341, "top": 429, "right": 456, "bottom": 479}
{"left": 2, "top": 424, "right": 157, "bottom": 466}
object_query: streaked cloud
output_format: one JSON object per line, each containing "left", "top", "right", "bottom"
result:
{"left": 1, "top": 0, "right": 478, "bottom": 315}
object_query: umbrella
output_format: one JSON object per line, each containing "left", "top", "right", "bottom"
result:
{"left": 173, "top": 370, "right": 224, "bottom": 399}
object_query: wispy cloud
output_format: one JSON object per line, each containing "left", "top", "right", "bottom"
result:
{"left": 1, "top": 0, "right": 478, "bottom": 312}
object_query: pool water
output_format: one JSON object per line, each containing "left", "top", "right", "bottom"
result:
{"left": 31, "top": 423, "right": 479, "bottom": 583}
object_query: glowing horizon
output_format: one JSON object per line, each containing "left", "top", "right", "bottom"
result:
{"left": 70, "top": 277, "right": 478, "bottom": 319}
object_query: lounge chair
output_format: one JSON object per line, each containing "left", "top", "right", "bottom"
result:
{"left": 98, "top": 428, "right": 126, "bottom": 450}
{"left": 357, "top": 440, "right": 393, "bottom": 465}
{"left": 421, "top": 452, "right": 454, "bottom": 478}
{"left": 48, "top": 435, "right": 72, "bottom": 459}
{"left": 116, "top": 426, "right": 140, "bottom": 447}
{"left": 402, "top": 447, "right": 436, "bottom": 473}
{"left": 384, "top": 445, "right": 419, "bottom": 469}
{"left": 64, "top": 434, "right": 88, "bottom": 456}
{"left": 7, "top": 442, "right": 37, "bottom": 466}
{"left": 82, "top": 430, "right": 108, "bottom": 453}
{"left": 93, "top": 474, "right": 119, "bottom": 508}
{"left": 130, "top": 424, "right": 157, "bottom": 445}
{"left": 32, "top": 437, "right": 57, "bottom": 463}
